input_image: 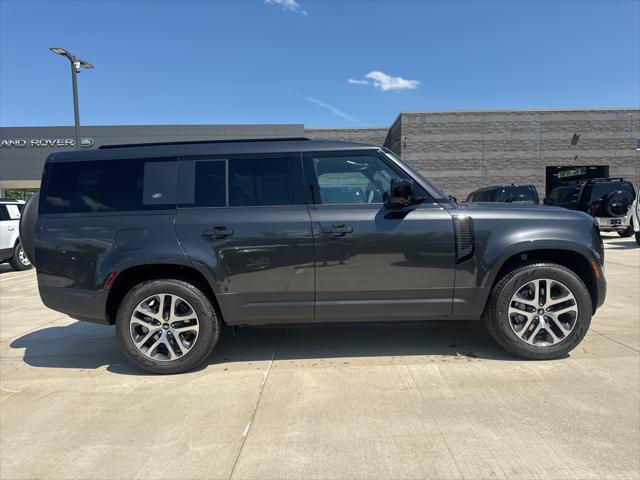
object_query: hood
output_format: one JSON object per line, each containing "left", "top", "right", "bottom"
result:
{"left": 454, "top": 201, "right": 594, "bottom": 222}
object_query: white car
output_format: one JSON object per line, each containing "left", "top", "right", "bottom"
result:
{"left": 0, "top": 198, "right": 32, "bottom": 270}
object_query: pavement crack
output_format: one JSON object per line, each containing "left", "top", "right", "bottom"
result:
{"left": 589, "top": 328, "right": 640, "bottom": 353}
{"left": 228, "top": 328, "right": 284, "bottom": 480}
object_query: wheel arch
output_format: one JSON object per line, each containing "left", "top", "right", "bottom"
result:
{"left": 488, "top": 249, "right": 599, "bottom": 314}
{"left": 105, "top": 263, "right": 223, "bottom": 325}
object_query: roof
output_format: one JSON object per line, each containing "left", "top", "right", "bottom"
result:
{"left": 471, "top": 184, "right": 537, "bottom": 191}
{"left": 48, "top": 138, "right": 378, "bottom": 163}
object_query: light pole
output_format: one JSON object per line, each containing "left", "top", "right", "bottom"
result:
{"left": 50, "top": 48, "right": 94, "bottom": 150}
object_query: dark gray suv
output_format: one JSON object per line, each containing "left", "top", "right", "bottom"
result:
{"left": 20, "top": 138, "right": 607, "bottom": 373}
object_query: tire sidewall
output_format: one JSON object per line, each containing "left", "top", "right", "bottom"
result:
{"left": 494, "top": 265, "right": 592, "bottom": 358}
{"left": 115, "top": 279, "right": 219, "bottom": 374}
{"left": 10, "top": 242, "right": 32, "bottom": 271}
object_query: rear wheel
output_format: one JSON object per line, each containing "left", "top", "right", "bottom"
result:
{"left": 635, "top": 231, "right": 640, "bottom": 246}
{"left": 9, "top": 242, "right": 32, "bottom": 271}
{"left": 484, "top": 263, "right": 592, "bottom": 359}
{"left": 115, "top": 279, "right": 220, "bottom": 374}
{"left": 618, "top": 219, "right": 634, "bottom": 238}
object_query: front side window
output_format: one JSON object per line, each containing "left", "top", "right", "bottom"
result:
{"left": 310, "top": 154, "right": 427, "bottom": 205}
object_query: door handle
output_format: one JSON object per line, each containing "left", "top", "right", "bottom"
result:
{"left": 7, "top": 226, "right": 15, "bottom": 231}
{"left": 321, "top": 224, "right": 353, "bottom": 237}
{"left": 203, "top": 226, "right": 234, "bottom": 239}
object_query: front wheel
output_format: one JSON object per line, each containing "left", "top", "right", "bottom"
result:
{"left": 9, "top": 242, "right": 32, "bottom": 271}
{"left": 484, "top": 263, "right": 592, "bottom": 360}
{"left": 115, "top": 279, "right": 221, "bottom": 374}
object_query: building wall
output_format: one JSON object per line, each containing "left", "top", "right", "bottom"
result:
{"left": 2, "top": 111, "right": 638, "bottom": 199}
{"left": 0, "top": 124, "right": 304, "bottom": 189}
{"left": 304, "top": 127, "right": 389, "bottom": 146}
{"left": 397, "top": 109, "right": 640, "bottom": 199}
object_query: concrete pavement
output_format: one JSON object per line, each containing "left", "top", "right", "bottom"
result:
{"left": 1, "top": 234, "right": 638, "bottom": 480}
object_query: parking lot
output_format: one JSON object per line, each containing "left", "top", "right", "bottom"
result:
{"left": 0, "top": 234, "right": 638, "bottom": 480}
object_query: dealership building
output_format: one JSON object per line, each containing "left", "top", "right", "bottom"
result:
{"left": 1, "top": 108, "right": 638, "bottom": 199}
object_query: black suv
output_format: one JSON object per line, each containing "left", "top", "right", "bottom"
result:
{"left": 545, "top": 178, "right": 636, "bottom": 236}
{"left": 21, "top": 139, "right": 606, "bottom": 373}
{"left": 466, "top": 184, "right": 540, "bottom": 204}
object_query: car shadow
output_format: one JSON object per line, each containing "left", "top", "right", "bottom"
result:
{"left": 10, "top": 320, "right": 526, "bottom": 376}
{"left": 603, "top": 240, "right": 638, "bottom": 249}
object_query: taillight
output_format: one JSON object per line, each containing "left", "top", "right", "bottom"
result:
{"left": 589, "top": 202, "right": 602, "bottom": 216}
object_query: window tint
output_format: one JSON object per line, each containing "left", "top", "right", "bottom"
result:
{"left": 42, "top": 158, "right": 176, "bottom": 214}
{"left": 548, "top": 186, "right": 576, "bottom": 204}
{"left": 229, "top": 158, "right": 294, "bottom": 206}
{"left": 496, "top": 186, "right": 538, "bottom": 203}
{"left": 310, "top": 154, "right": 429, "bottom": 204}
{"left": 589, "top": 182, "right": 635, "bottom": 201}
{"left": 194, "top": 160, "right": 226, "bottom": 207}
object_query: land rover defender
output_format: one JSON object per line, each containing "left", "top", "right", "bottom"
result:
{"left": 20, "top": 138, "right": 606, "bottom": 373}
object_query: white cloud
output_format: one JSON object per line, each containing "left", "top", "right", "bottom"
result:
{"left": 265, "top": 0, "right": 308, "bottom": 17}
{"left": 303, "top": 96, "right": 363, "bottom": 125}
{"left": 348, "top": 78, "right": 370, "bottom": 85}
{"left": 365, "top": 71, "right": 420, "bottom": 91}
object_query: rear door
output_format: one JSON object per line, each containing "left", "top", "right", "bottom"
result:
{"left": 175, "top": 154, "right": 315, "bottom": 325}
{"left": 303, "top": 150, "right": 456, "bottom": 322}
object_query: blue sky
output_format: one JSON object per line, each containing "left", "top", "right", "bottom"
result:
{"left": 1, "top": 0, "right": 638, "bottom": 128}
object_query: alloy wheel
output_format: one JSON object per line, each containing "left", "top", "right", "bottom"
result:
{"left": 18, "top": 246, "right": 30, "bottom": 266}
{"left": 508, "top": 278, "right": 578, "bottom": 347}
{"left": 129, "top": 293, "right": 199, "bottom": 361}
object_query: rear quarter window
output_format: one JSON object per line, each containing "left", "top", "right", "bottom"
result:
{"left": 41, "top": 158, "right": 177, "bottom": 214}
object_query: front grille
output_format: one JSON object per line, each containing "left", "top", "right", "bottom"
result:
{"left": 453, "top": 215, "right": 474, "bottom": 263}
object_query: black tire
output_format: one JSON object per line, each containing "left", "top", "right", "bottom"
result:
{"left": 484, "top": 263, "right": 592, "bottom": 360}
{"left": 9, "top": 242, "right": 32, "bottom": 271}
{"left": 115, "top": 279, "right": 221, "bottom": 374}
{"left": 617, "top": 219, "right": 634, "bottom": 238}
{"left": 635, "top": 231, "right": 640, "bottom": 246}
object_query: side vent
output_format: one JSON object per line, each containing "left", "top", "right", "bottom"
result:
{"left": 453, "top": 215, "right": 474, "bottom": 263}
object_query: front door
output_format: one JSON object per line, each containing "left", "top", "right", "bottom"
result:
{"left": 176, "top": 154, "right": 315, "bottom": 325}
{"left": 303, "top": 151, "right": 456, "bottom": 322}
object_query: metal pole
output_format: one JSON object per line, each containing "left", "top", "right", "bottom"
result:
{"left": 70, "top": 58, "right": 80, "bottom": 150}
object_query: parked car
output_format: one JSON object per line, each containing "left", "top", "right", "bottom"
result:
{"left": 465, "top": 184, "right": 540, "bottom": 204}
{"left": 20, "top": 139, "right": 606, "bottom": 373}
{"left": 545, "top": 178, "right": 636, "bottom": 236}
{"left": 0, "top": 198, "right": 31, "bottom": 271}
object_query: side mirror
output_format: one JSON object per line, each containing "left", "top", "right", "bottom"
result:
{"left": 385, "top": 178, "right": 415, "bottom": 208}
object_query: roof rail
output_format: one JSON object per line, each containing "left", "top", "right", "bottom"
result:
{"left": 98, "top": 137, "right": 310, "bottom": 150}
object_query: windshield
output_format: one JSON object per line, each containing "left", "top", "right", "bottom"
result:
{"left": 588, "top": 182, "right": 635, "bottom": 201}
{"left": 496, "top": 186, "right": 538, "bottom": 203}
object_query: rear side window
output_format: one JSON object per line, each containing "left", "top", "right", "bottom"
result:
{"left": 41, "top": 158, "right": 177, "bottom": 214}
{"left": 228, "top": 158, "right": 294, "bottom": 206}
{"left": 195, "top": 160, "right": 226, "bottom": 207}
{"left": 0, "top": 204, "right": 21, "bottom": 220}
{"left": 548, "top": 186, "right": 576, "bottom": 203}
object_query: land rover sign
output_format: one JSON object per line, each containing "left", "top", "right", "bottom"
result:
{"left": 0, "top": 137, "right": 95, "bottom": 148}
